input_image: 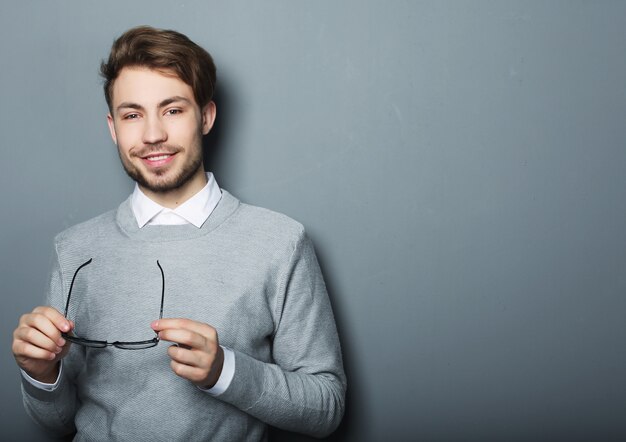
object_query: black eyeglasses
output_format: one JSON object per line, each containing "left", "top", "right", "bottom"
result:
{"left": 61, "top": 258, "right": 165, "bottom": 350}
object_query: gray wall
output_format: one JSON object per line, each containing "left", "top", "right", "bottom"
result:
{"left": 2, "top": 1, "right": 626, "bottom": 441}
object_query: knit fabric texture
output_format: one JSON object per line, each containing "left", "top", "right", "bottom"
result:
{"left": 21, "top": 191, "right": 346, "bottom": 441}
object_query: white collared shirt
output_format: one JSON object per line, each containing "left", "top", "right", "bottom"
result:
{"left": 132, "top": 172, "right": 222, "bottom": 228}
{"left": 23, "top": 172, "right": 235, "bottom": 396}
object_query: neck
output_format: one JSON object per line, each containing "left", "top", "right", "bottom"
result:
{"left": 139, "top": 168, "right": 208, "bottom": 209}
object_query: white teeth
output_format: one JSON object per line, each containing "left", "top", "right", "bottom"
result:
{"left": 147, "top": 154, "right": 170, "bottom": 161}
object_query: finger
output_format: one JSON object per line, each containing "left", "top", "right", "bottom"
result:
{"left": 20, "top": 313, "right": 68, "bottom": 347}
{"left": 14, "top": 326, "right": 63, "bottom": 355}
{"left": 158, "top": 328, "right": 210, "bottom": 350}
{"left": 13, "top": 339, "right": 57, "bottom": 361}
{"left": 167, "top": 344, "right": 213, "bottom": 368}
{"left": 169, "top": 360, "right": 208, "bottom": 384}
{"left": 32, "top": 306, "right": 71, "bottom": 333}
{"left": 152, "top": 319, "right": 218, "bottom": 349}
{"left": 151, "top": 318, "right": 215, "bottom": 337}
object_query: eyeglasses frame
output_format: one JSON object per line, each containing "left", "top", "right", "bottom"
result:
{"left": 61, "top": 258, "right": 165, "bottom": 350}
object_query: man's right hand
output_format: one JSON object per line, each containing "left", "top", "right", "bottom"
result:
{"left": 12, "top": 306, "right": 73, "bottom": 384}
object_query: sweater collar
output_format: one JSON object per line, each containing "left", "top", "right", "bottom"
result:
{"left": 116, "top": 189, "right": 241, "bottom": 242}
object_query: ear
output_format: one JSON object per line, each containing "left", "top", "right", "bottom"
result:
{"left": 106, "top": 113, "right": 118, "bottom": 145}
{"left": 201, "top": 101, "right": 217, "bottom": 135}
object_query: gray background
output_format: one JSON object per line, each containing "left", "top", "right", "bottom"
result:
{"left": 1, "top": 1, "right": 626, "bottom": 441}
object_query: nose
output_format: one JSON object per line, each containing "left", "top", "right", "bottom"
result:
{"left": 142, "top": 116, "right": 167, "bottom": 145}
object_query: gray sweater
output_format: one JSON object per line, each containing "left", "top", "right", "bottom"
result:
{"left": 21, "top": 191, "right": 346, "bottom": 441}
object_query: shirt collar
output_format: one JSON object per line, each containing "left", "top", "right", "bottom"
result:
{"left": 131, "top": 172, "right": 222, "bottom": 228}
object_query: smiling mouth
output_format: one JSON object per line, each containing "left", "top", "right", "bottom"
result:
{"left": 145, "top": 154, "right": 171, "bottom": 161}
{"left": 141, "top": 152, "right": 177, "bottom": 167}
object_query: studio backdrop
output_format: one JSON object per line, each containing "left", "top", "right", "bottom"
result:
{"left": 2, "top": 2, "right": 626, "bottom": 441}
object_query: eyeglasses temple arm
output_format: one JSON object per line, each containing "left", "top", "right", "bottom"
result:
{"left": 63, "top": 258, "right": 93, "bottom": 317}
{"left": 157, "top": 260, "right": 165, "bottom": 320}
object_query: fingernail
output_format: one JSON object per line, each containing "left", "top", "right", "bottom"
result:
{"left": 61, "top": 323, "right": 70, "bottom": 332}
{"left": 55, "top": 346, "right": 62, "bottom": 354}
{"left": 151, "top": 320, "right": 159, "bottom": 328}
{"left": 57, "top": 338, "right": 66, "bottom": 346}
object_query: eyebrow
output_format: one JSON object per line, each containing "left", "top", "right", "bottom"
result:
{"left": 115, "top": 96, "right": 194, "bottom": 114}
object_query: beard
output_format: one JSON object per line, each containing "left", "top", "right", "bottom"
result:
{"left": 119, "top": 143, "right": 204, "bottom": 193}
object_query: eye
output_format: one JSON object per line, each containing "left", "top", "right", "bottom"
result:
{"left": 166, "top": 108, "right": 182, "bottom": 116}
{"left": 123, "top": 113, "right": 140, "bottom": 120}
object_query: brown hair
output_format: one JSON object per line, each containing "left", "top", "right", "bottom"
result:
{"left": 100, "top": 26, "right": 216, "bottom": 112}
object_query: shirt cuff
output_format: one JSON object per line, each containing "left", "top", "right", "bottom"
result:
{"left": 199, "top": 346, "right": 235, "bottom": 396}
{"left": 20, "top": 362, "right": 63, "bottom": 391}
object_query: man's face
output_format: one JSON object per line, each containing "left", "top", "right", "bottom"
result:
{"left": 107, "top": 67, "right": 215, "bottom": 197}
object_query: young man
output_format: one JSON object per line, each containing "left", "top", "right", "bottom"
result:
{"left": 12, "top": 26, "right": 346, "bottom": 440}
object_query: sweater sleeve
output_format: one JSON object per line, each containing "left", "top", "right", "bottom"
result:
{"left": 217, "top": 231, "right": 347, "bottom": 438}
{"left": 20, "top": 243, "right": 80, "bottom": 436}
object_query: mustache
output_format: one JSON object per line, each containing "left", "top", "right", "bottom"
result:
{"left": 131, "top": 144, "right": 182, "bottom": 158}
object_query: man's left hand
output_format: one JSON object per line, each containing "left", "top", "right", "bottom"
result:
{"left": 151, "top": 318, "right": 224, "bottom": 389}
